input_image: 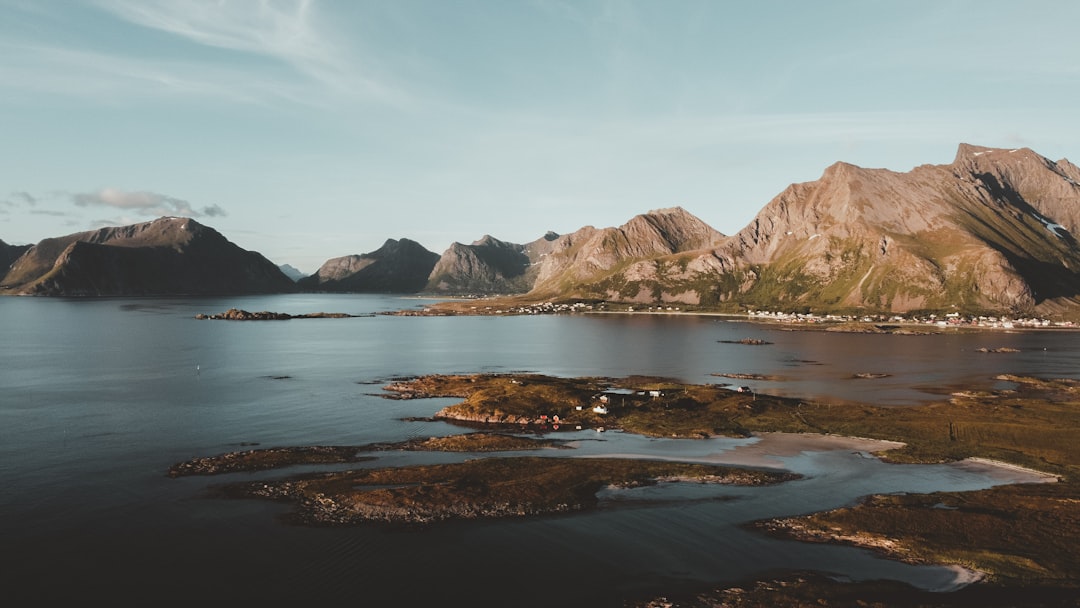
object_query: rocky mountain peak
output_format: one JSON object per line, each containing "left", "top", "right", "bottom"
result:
{"left": 950, "top": 143, "right": 1080, "bottom": 234}
{"left": 299, "top": 237, "right": 439, "bottom": 293}
{"left": 471, "top": 235, "right": 515, "bottom": 249}
{"left": 0, "top": 216, "right": 293, "bottom": 296}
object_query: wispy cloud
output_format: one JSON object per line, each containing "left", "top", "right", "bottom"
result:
{"left": 0, "top": 1, "right": 408, "bottom": 109}
{"left": 92, "top": 0, "right": 405, "bottom": 103}
{"left": 2, "top": 192, "right": 38, "bottom": 214}
{"left": 0, "top": 40, "right": 315, "bottom": 107}
{"left": 72, "top": 187, "right": 226, "bottom": 218}
{"left": 11, "top": 191, "right": 39, "bottom": 206}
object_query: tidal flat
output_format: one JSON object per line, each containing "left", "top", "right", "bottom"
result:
{"left": 170, "top": 372, "right": 1080, "bottom": 606}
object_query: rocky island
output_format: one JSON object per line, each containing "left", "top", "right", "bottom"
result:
{"left": 170, "top": 371, "right": 1080, "bottom": 605}
{"left": 214, "top": 456, "right": 795, "bottom": 526}
{"left": 194, "top": 308, "right": 367, "bottom": 320}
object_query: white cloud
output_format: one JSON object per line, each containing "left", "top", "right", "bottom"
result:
{"left": 72, "top": 187, "right": 227, "bottom": 218}
{"left": 0, "top": 1, "right": 410, "bottom": 110}
{"left": 92, "top": 0, "right": 405, "bottom": 103}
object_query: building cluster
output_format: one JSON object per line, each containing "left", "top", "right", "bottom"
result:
{"left": 747, "top": 309, "right": 1076, "bottom": 329}
{"left": 477, "top": 301, "right": 597, "bottom": 315}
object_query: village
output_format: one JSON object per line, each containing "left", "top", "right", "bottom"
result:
{"left": 746, "top": 309, "right": 1078, "bottom": 329}
{"left": 406, "top": 297, "right": 1080, "bottom": 330}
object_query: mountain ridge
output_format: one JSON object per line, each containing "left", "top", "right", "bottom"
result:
{"left": 0, "top": 217, "right": 296, "bottom": 296}
{"left": 297, "top": 238, "right": 440, "bottom": 293}
{"left": 567, "top": 143, "right": 1080, "bottom": 315}
{"left": 7, "top": 143, "right": 1080, "bottom": 316}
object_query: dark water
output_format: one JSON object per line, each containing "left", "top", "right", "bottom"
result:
{"left": 1, "top": 295, "right": 1076, "bottom": 606}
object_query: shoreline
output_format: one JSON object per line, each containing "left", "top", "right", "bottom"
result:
{"left": 408, "top": 298, "right": 1080, "bottom": 332}
{"left": 954, "top": 457, "right": 1061, "bottom": 483}
{"left": 585, "top": 431, "right": 1060, "bottom": 484}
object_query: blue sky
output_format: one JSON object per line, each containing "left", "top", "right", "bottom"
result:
{"left": 2, "top": 0, "right": 1079, "bottom": 273}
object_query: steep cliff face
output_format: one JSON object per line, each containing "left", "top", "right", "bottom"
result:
{"left": 0, "top": 239, "right": 31, "bottom": 280}
{"left": 0, "top": 217, "right": 296, "bottom": 296}
{"left": 299, "top": 238, "right": 439, "bottom": 293}
{"left": 425, "top": 233, "right": 560, "bottom": 295}
{"left": 712, "top": 144, "right": 1080, "bottom": 313}
{"left": 527, "top": 207, "right": 726, "bottom": 297}
{"left": 545, "top": 145, "right": 1080, "bottom": 314}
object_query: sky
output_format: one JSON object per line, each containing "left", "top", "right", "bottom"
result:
{"left": 2, "top": 1, "right": 1080, "bottom": 274}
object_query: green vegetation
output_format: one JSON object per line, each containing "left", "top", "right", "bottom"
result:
{"left": 767, "top": 482, "right": 1080, "bottom": 586}
{"left": 391, "top": 372, "right": 1080, "bottom": 593}
{"left": 410, "top": 373, "right": 1079, "bottom": 477}
{"left": 173, "top": 371, "right": 1080, "bottom": 604}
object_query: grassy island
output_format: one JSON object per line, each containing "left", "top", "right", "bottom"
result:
{"left": 213, "top": 456, "right": 796, "bottom": 526}
{"left": 383, "top": 372, "right": 1080, "bottom": 602}
{"left": 171, "top": 372, "right": 1080, "bottom": 606}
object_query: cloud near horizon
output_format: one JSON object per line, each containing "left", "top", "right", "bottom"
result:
{"left": 72, "top": 187, "right": 226, "bottom": 219}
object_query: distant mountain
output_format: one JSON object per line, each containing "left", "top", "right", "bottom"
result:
{"left": 425, "top": 232, "right": 560, "bottom": 295}
{"left": 11, "top": 143, "right": 1080, "bottom": 314}
{"left": 525, "top": 206, "right": 727, "bottom": 298}
{"left": 0, "top": 217, "right": 296, "bottom": 296}
{"left": 298, "top": 238, "right": 439, "bottom": 293}
{"left": 543, "top": 144, "right": 1080, "bottom": 315}
{"left": 422, "top": 207, "right": 725, "bottom": 297}
{"left": 277, "top": 264, "right": 306, "bottom": 282}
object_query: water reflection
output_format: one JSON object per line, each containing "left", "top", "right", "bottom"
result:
{"left": 1, "top": 294, "right": 1075, "bottom": 605}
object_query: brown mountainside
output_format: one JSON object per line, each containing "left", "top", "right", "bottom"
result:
{"left": 527, "top": 206, "right": 726, "bottom": 296}
{"left": 425, "top": 232, "right": 560, "bottom": 295}
{"left": 0, "top": 239, "right": 31, "bottom": 277}
{"left": 9, "top": 143, "right": 1080, "bottom": 314}
{"left": 554, "top": 144, "right": 1080, "bottom": 315}
{"left": 0, "top": 217, "right": 296, "bottom": 296}
{"left": 420, "top": 207, "right": 722, "bottom": 297}
{"left": 298, "top": 238, "right": 439, "bottom": 293}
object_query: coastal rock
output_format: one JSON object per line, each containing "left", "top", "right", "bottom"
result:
{"left": 195, "top": 308, "right": 359, "bottom": 320}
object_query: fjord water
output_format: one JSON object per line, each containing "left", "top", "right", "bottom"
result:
{"left": 2, "top": 294, "right": 1076, "bottom": 606}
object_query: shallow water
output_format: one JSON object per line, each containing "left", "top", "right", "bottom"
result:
{"left": 1, "top": 294, "right": 1074, "bottom": 605}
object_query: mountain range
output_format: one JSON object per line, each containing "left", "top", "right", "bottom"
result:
{"left": 4, "top": 144, "right": 1080, "bottom": 316}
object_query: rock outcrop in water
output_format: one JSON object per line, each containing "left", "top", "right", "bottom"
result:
{"left": 194, "top": 308, "right": 362, "bottom": 320}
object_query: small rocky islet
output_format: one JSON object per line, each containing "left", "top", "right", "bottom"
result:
{"left": 194, "top": 307, "right": 368, "bottom": 320}
{"left": 170, "top": 371, "right": 1080, "bottom": 604}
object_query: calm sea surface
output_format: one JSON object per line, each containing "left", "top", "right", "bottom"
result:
{"left": 2, "top": 294, "right": 1077, "bottom": 606}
